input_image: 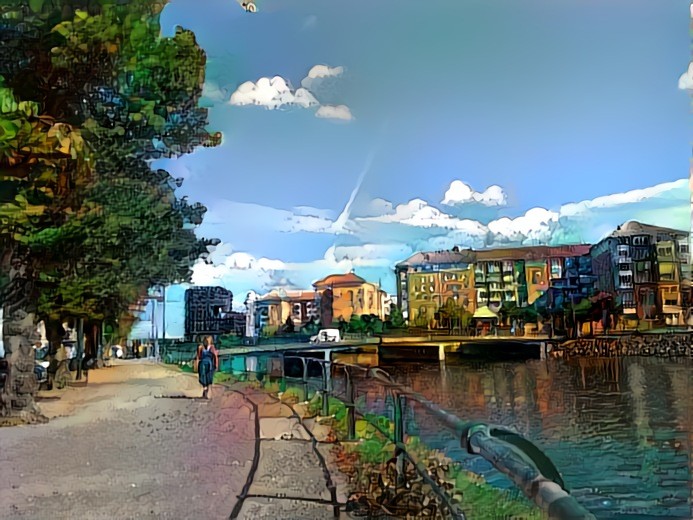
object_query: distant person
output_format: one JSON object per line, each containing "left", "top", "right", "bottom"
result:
{"left": 196, "top": 336, "right": 218, "bottom": 399}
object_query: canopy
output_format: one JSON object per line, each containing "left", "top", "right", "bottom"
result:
{"left": 473, "top": 306, "right": 498, "bottom": 319}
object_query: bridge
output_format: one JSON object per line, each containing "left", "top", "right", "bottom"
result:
{"left": 213, "top": 334, "right": 557, "bottom": 367}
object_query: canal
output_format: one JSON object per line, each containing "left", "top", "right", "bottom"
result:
{"left": 332, "top": 353, "right": 692, "bottom": 519}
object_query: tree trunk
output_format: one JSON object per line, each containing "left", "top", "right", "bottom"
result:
{"left": 0, "top": 306, "right": 46, "bottom": 422}
{"left": 45, "top": 317, "right": 65, "bottom": 357}
{"left": 75, "top": 318, "right": 84, "bottom": 381}
{"left": 0, "top": 256, "right": 46, "bottom": 422}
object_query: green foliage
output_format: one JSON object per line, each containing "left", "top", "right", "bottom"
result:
{"left": 0, "top": 0, "right": 219, "bottom": 325}
{"left": 348, "top": 314, "right": 366, "bottom": 333}
{"left": 388, "top": 306, "right": 406, "bottom": 328}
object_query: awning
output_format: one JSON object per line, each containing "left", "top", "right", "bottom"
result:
{"left": 473, "top": 306, "right": 498, "bottom": 319}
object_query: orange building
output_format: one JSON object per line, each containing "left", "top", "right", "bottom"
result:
{"left": 313, "top": 272, "right": 388, "bottom": 324}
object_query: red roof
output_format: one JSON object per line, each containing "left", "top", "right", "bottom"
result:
{"left": 313, "top": 272, "right": 367, "bottom": 288}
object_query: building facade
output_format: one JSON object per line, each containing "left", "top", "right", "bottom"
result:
{"left": 184, "top": 286, "right": 234, "bottom": 341}
{"left": 590, "top": 221, "right": 689, "bottom": 324}
{"left": 313, "top": 272, "right": 388, "bottom": 324}
{"left": 394, "top": 247, "right": 476, "bottom": 323}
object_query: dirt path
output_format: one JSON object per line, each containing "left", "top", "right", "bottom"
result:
{"left": 0, "top": 360, "right": 255, "bottom": 519}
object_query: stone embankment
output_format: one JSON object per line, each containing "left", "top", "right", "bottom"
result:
{"left": 555, "top": 333, "right": 693, "bottom": 358}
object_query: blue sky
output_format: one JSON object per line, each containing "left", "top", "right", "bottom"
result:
{"left": 150, "top": 0, "right": 692, "bottom": 312}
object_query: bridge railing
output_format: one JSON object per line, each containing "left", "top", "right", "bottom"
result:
{"left": 225, "top": 351, "right": 594, "bottom": 519}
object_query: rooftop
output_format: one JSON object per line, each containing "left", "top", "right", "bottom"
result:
{"left": 396, "top": 247, "right": 475, "bottom": 268}
{"left": 313, "top": 272, "right": 368, "bottom": 288}
{"left": 474, "top": 244, "right": 591, "bottom": 260}
{"left": 608, "top": 220, "right": 688, "bottom": 238}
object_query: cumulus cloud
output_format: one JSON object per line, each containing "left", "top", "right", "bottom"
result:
{"left": 230, "top": 66, "right": 353, "bottom": 121}
{"left": 358, "top": 198, "right": 488, "bottom": 235}
{"left": 678, "top": 63, "right": 693, "bottom": 90}
{"left": 229, "top": 76, "right": 319, "bottom": 109}
{"left": 442, "top": 180, "right": 507, "bottom": 207}
{"left": 315, "top": 104, "right": 354, "bottom": 121}
{"left": 487, "top": 207, "right": 559, "bottom": 243}
{"left": 301, "top": 65, "right": 344, "bottom": 90}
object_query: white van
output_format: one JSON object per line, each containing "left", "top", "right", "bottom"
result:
{"left": 310, "top": 329, "right": 341, "bottom": 344}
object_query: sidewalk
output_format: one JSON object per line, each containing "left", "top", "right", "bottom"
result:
{"left": 0, "top": 360, "right": 347, "bottom": 519}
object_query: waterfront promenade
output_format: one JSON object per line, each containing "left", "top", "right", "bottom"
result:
{"left": 0, "top": 360, "right": 347, "bottom": 519}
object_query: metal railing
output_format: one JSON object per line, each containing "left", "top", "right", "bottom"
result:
{"left": 231, "top": 353, "right": 595, "bottom": 519}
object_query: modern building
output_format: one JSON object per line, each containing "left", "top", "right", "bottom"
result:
{"left": 184, "top": 286, "right": 234, "bottom": 341}
{"left": 313, "top": 272, "right": 388, "bottom": 324}
{"left": 589, "top": 221, "right": 689, "bottom": 324}
{"left": 394, "top": 247, "right": 476, "bottom": 323}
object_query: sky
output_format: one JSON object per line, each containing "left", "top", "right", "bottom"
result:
{"left": 147, "top": 0, "right": 692, "bottom": 318}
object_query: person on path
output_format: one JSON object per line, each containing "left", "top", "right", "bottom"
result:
{"left": 196, "top": 336, "right": 218, "bottom": 399}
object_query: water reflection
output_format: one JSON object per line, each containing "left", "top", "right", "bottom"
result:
{"left": 338, "top": 355, "right": 693, "bottom": 519}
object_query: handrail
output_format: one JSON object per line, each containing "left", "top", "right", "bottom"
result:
{"left": 333, "top": 361, "right": 595, "bottom": 520}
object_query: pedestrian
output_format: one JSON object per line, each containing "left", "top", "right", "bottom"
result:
{"left": 196, "top": 336, "right": 218, "bottom": 399}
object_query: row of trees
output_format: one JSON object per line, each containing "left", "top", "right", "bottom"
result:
{"left": 0, "top": 1, "right": 218, "bottom": 419}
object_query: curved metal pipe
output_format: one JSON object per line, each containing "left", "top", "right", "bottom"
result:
{"left": 338, "top": 362, "right": 594, "bottom": 519}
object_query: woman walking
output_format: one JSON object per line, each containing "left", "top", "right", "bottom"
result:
{"left": 197, "top": 336, "right": 218, "bottom": 399}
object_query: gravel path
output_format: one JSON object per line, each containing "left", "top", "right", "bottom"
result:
{"left": 0, "top": 360, "right": 255, "bottom": 520}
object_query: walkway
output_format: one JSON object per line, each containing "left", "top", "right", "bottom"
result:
{"left": 228, "top": 386, "right": 347, "bottom": 519}
{"left": 0, "top": 360, "right": 347, "bottom": 519}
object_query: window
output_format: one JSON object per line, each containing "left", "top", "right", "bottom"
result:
{"left": 619, "top": 263, "right": 632, "bottom": 272}
{"left": 619, "top": 274, "right": 633, "bottom": 287}
{"left": 678, "top": 244, "right": 689, "bottom": 254}
{"left": 503, "top": 261, "right": 514, "bottom": 273}
{"left": 530, "top": 269, "right": 544, "bottom": 285}
{"left": 550, "top": 258, "right": 562, "bottom": 278}
{"left": 622, "top": 291, "right": 636, "bottom": 309}
{"left": 633, "top": 236, "right": 650, "bottom": 246}
{"left": 662, "top": 287, "right": 679, "bottom": 306}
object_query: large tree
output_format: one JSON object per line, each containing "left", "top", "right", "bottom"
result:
{"left": 0, "top": 0, "right": 219, "bottom": 418}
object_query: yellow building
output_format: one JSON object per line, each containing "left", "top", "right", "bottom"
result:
{"left": 407, "top": 267, "right": 475, "bottom": 328}
{"left": 395, "top": 249, "right": 477, "bottom": 329}
{"left": 313, "top": 272, "right": 388, "bottom": 324}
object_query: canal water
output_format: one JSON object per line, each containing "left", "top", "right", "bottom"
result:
{"left": 335, "top": 355, "right": 692, "bottom": 519}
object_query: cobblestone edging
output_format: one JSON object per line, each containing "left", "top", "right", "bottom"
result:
{"left": 555, "top": 334, "right": 693, "bottom": 358}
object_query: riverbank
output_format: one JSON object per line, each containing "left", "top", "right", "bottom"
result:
{"left": 554, "top": 332, "right": 693, "bottom": 358}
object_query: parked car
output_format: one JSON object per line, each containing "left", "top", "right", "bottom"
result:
{"left": 0, "top": 348, "right": 51, "bottom": 391}
{"left": 309, "top": 328, "right": 342, "bottom": 344}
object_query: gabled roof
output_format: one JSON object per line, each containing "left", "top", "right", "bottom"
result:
{"left": 396, "top": 248, "right": 475, "bottom": 268}
{"left": 313, "top": 272, "right": 367, "bottom": 288}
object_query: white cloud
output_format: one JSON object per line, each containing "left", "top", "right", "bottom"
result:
{"left": 203, "top": 200, "right": 345, "bottom": 235}
{"left": 301, "top": 64, "right": 345, "bottom": 92}
{"left": 488, "top": 207, "right": 559, "bottom": 243}
{"left": 559, "top": 179, "right": 688, "bottom": 217}
{"left": 442, "top": 180, "right": 507, "bottom": 207}
{"left": 330, "top": 243, "right": 413, "bottom": 267}
{"left": 201, "top": 81, "right": 229, "bottom": 103}
{"left": 315, "top": 104, "right": 354, "bottom": 121}
{"left": 229, "top": 76, "right": 319, "bottom": 110}
{"left": 307, "top": 65, "right": 345, "bottom": 79}
{"left": 678, "top": 63, "right": 693, "bottom": 90}
{"left": 358, "top": 198, "right": 488, "bottom": 235}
